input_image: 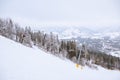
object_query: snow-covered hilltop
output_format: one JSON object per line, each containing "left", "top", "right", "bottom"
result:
{"left": 0, "top": 35, "right": 120, "bottom": 80}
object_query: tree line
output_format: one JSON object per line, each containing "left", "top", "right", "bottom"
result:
{"left": 0, "top": 18, "right": 120, "bottom": 71}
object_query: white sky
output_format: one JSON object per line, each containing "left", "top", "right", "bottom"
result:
{"left": 0, "top": 0, "right": 120, "bottom": 27}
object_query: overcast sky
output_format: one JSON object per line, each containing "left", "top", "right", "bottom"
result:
{"left": 0, "top": 0, "right": 120, "bottom": 28}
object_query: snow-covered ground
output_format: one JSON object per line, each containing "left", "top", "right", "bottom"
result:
{"left": 109, "top": 51, "right": 120, "bottom": 58}
{"left": 0, "top": 35, "right": 120, "bottom": 80}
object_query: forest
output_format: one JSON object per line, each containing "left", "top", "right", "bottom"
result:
{"left": 0, "top": 18, "right": 120, "bottom": 71}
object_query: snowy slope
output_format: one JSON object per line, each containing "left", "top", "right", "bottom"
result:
{"left": 0, "top": 36, "right": 120, "bottom": 80}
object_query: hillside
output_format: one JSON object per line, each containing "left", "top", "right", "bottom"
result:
{"left": 0, "top": 35, "right": 120, "bottom": 80}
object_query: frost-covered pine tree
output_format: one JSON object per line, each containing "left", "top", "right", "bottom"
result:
{"left": 0, "top": 19, "right": 4, "bottom": 35}
{"left": 22, "top": 27, "right": 32, "bottom": 47}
